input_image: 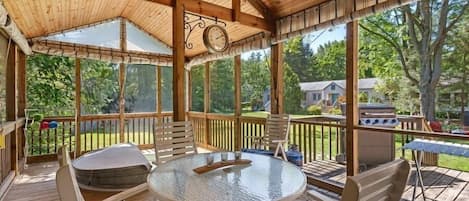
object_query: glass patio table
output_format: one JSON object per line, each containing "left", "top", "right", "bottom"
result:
{"left": 147, "top": 152, "right": 307, "bottom": 201}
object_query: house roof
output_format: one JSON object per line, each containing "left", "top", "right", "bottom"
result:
{"left": 300, "top": 78, "right": 380, "bottom": 91}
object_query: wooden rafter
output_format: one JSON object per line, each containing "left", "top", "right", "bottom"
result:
{"left": 147, "top": 0, "right": 273, "bottom": 32}
{"left": 232, "top": 0, "right": 241, "bottom": 22}
{"left": 246, "top": 0, "right": 275, "bottom": 21}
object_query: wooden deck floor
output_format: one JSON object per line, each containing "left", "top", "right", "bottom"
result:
{"left": 3, "top": 161, "right": 320, "bottom": 201}
{"left": 302, "top": 160, "right": 469, "bottom": 201}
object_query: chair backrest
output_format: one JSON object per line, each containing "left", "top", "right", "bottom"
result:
{"left": 154, "top": 121, "right": 198, "bottom": 165}
{"left": 340, "top": 159, "right": 411, "bottom": 201}
{"left": 56, "top": 146, "right": 85, "bottom": 201}
{"left": 57, "top": 145, "right": 70, "bottom": 167}
{"left": 264, "top": 114, "right": 291, "bottom": 147}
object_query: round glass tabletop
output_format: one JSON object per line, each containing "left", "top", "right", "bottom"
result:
{"left": 147, "top": 152, "right": 306, "bottom": 201}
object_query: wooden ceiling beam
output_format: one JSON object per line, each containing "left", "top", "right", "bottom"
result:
{"left": 147, "top": 0, "right": 273, "bottom": 32}
{"left": 232, "top": 0, "right": 241, "bottom": 22}
{"left": 246, "top": 0, "right": 275, "bottom": 21}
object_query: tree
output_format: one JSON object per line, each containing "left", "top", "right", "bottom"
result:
{"left": 242, "top": 52, "right": 270, "bottom": 110}
{"left": 283, "top": 63, "right": 303, "bottom": 113}
{"left": 191, "top": 65, "right": 205, "bottom": 112}
{"left": 441, "top": 12, "right": 469, "bottom": 124}
{"left": 210, "top": 58, "right": 234, "bottom": 113}
{"left": 26, "top": 54, "right": 75, "bottom": 114}
{"left": 360, "top": 0, "right": 468, "bottom": 121}
{"left": 80, "top": 59, "right": 119, "bottom": 114}
{"left": 284, "top": 37, "right": 316, "bottom": 82}
{"left": 312, "top": 41, "right": 347, "bottom": 80}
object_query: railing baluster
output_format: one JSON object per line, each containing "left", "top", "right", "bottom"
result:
{"left": 329, "top": 121, "right": 332, "bottom": 160}
{"left": 321, "top": 124, "right": 324, "bottom": 160}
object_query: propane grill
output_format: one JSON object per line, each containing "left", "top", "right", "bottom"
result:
{"left": 337, "top": 104, "right": 399, "bottom": 169}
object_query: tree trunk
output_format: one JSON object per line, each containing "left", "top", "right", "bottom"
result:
{"left": 419, "top": 84, "right": 437, "bottom": 121}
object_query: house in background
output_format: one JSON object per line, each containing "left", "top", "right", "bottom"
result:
{"left": 300, "top": 78, "right": 380, "bottom": 107}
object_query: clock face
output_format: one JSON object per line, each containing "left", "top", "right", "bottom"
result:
{"left": 203, "top": 25, "right": 229, "bottom": 53}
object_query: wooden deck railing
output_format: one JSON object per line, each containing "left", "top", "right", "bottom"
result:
{"left": 25, "top": 112, "right": 172, "bottom": 159}
{"left": 25, "top": 112, "right": 468, "bottom": 167}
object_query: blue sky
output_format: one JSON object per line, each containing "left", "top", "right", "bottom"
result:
{"left": 241, "top": 25, "right": 346, "bottom": 59}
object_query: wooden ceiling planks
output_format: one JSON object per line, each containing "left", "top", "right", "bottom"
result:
{"left": 261, "top": 0, "right": 330, "bottom": 17}
{"left": 3, "top": 0, "right": 338, "bottom": 57}
{"left": 3, "top": 0, "right": 127, "bottom": 38}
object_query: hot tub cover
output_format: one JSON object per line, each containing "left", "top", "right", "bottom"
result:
{"left": 72, "top": 143, "right": 151, "bottom": 191}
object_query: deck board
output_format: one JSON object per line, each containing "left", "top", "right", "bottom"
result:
{"left": 302, "top": 160, "right": 469, "bottom": 201}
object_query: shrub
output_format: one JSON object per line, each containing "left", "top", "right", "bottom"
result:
{"left": 307, "top": 105, "right": 322, "bottom": 115}
{"left": 328, "top": 108, "right": 342, "bottom": 115}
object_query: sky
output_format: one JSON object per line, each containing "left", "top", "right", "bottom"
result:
{"left": 241, "top": 24, "right": 346, "bottom": 59}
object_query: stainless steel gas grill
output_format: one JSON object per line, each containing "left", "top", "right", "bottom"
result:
{"left": 338, "top": 104, "right": 399, "bottom": 169}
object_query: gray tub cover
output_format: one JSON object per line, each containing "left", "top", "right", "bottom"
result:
{"left": 73, "top": 143, "right": 151, "bottom": 191}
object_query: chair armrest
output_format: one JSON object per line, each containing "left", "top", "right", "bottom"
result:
{"left": 307, "top": 189, "right": 338, "bottom": 201}
{"left": 102, "top": 183, "right": 148, "bottom": 201}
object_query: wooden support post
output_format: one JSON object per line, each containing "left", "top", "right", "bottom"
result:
{"left": 75, "top": 59, "right": 82, "bottom": 156}
{"left": 6, "top": 44, "right": 17, "bottom": 172}
{"left": 232, "top": 0, "right": 241, "bottom": 22}
{"left": 172, "top": 0, "right": 186, "bottom": 121}
{"left": 119, "top": 18, "right": 127, "bottom": 142}
{"left": 270, "top": 43, "right": 284, "bottom": 114}
{"left": 234, "top": 55, "right": 242, "bottom": 151}
{"left": 16, "top": 48, "right": 26, "bottom": 165}
{"left": 187, "top": 70, "right": 192, "bottom": 112}
{"left": 345, "top": 21, "right": 359, "bottom": 176}
{"left": 204, "top": 62, "right": 211, "bottom": 145}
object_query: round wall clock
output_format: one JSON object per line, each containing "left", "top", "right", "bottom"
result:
{"left": 203, "top": 24, "right": 229, "bottom": 53}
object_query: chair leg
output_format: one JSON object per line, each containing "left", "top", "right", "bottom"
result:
{"left": 280, "top": 146, "right": 287, "bottom": 161}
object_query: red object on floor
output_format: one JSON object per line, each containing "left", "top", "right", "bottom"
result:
{"left": 429, "top": 121, "right": 443, "bottom": 132}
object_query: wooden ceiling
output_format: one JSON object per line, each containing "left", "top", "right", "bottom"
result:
{"left": 3, "top": 0, "right": 331, "bottom": 57}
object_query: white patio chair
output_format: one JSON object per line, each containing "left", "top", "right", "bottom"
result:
{"left": 55, "top": 146, "right": 148, "bottom": 201}
{"left": 153, "top": 121, "right": 198, "bottom": 165}
{"left": 307, "top": 159, "right": 411, "bottom": 201}
{"left": 249, "top": 114, "right": 291, "bottom": 160}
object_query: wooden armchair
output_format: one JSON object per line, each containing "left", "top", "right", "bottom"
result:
{"left": 248, "top": 114, "right": 291, "bottom": 160}
{"left": 55, "top": 146, "right": 148, "bottom": 201}
{"left": 153, "top": 121, "right": 198, "bottom": 165}
{"left": 307, "top": 159, "right": 411, "bottom": 201}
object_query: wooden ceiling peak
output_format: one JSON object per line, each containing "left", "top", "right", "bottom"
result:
{"left": 147, "top": 0, "right": 274, "bottom": 32}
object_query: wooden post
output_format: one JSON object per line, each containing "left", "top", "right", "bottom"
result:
{"left": 6, "top": 44, "right": 17, "bottom": 172}
{"left": 75, "top": 59, "right": 82, "bottom": 156}
{"left": 204, "top": 62, "right": 211, "bottom": 146}
{"left": 345, "top": 21, "right": 359, "bottom": 176}
{"left": 119, "top": 18, "right": 127, "bottom": 142}
{"left": 187, "top": 70, "right": 192, "bottom": 112}
{"left": 234, "top": 55, "right": 242, "bottom": 151}
{"left": 173, "top": 0, "right": 186, "bottom": 121}
{"left": 16, "top": 47, "right": 26, "bottom": 165}
{"left": 232, "top": 0, "right": 241, "bottom": 22}
{"left": 417, "top": 117, "right": 438, "bottom": 165}
{"left": 270, "top": 43, "right": 284, "bottom": 114}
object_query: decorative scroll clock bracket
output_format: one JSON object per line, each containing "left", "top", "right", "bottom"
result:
{"left": 183, "top": 10, "right": 227, "bottom": 50}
